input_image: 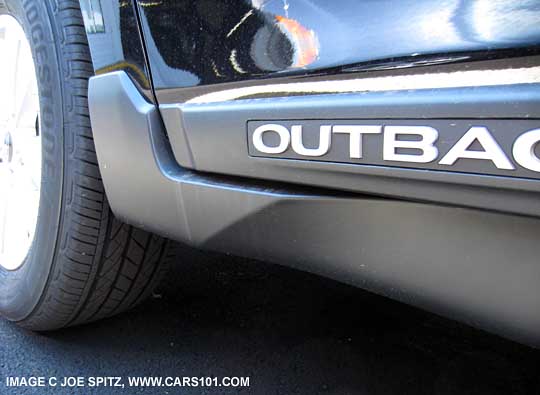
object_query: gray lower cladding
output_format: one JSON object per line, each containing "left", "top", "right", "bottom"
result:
{"left": 161, "top": 84, "right": 540, "bottom": 217}
{"left": 89, "top": 71, "right": 540, "bottom": 347}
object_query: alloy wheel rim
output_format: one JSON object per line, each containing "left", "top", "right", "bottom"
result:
{"left": 0, "top": 15, "right": 41, "bottom": 271}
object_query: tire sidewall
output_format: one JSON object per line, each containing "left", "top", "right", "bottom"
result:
{"left": 0, "top": 0, "right": 64, "bottom": 321}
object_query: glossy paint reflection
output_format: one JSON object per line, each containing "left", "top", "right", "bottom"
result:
{"left": 136, "top": 0, "right": 540, "bottom": 92}
{"left": 82, "top": 0, "right": 152, "bottom": 98}
{"left": 137, "top": 0, "right": 323, "bottom": 89}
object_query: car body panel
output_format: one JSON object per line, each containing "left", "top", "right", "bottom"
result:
{"left": 80, "top": 0, "right": 153, "bottom": 101}
{"left": 89, "top": 72, "right": 540, "bottom": 347}
{"left": 81, "top": 0, "right": 540, "bottom": 346}
{"left": 136, "top": 0, "right": 540, "bottom": 93}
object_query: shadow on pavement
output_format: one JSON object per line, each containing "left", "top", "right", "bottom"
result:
{"left": 1, "top": 245, "right": 539, "bottom": 394}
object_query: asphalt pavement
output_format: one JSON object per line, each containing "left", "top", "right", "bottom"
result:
{"left": 0, "top": 245, "right": 539, "bottom": 394}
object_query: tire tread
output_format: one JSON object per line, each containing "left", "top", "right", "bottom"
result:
{"left": 17, "top": 0, "right": 173, "bottom": 330}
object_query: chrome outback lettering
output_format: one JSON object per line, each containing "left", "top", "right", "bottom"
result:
{"left": 251, "top": 124, "right": 540, "bottom": 172}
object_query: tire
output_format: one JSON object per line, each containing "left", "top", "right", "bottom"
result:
{"left": 0, "top": 0, "right": 172, "bottom": 330}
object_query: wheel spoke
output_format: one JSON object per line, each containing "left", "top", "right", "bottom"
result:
{"left": 0, "top": 15, "right": 41, "bottom": 271}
